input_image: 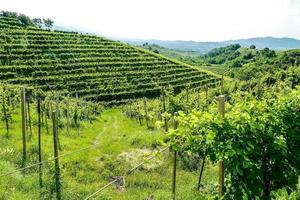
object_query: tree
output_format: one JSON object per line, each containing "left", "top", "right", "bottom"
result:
{"left": 32, "top": 18, "right": 43, "bottom": 28}
{"left": 153, "top": 49, "right": 159, "bottom": 54}
{"left": 1, "top": 11, "right": 18, "bottom": 18}
{"left": 18, "top": 14, "right": 33, "bottom": 27}
{"left": 260, "top": 48, "right": 276, "bottom": 58}
{"left": 43, "top": 18, "right": 54, "bottom": 28}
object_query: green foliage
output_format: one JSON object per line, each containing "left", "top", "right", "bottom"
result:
{"left": 1, "top": 11, "right": 18, "bottom": 18}
{"left": 18, "top": 14, "right": 33, "bottom": 27}
{"left": 169, "top": 86, "right": 300, "bottom": 199}
{"left": 32, "top": 18, "right": 43, "bottom": 28}
{"left": 205, "top": 44, "right": 241, "bottom": 65}
{"left": 43, "top": 18, "right": 54, "bottom": 28}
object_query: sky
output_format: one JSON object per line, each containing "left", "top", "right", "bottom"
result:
{"left": 1, "top": 0, "right": 300, "bottom": 41}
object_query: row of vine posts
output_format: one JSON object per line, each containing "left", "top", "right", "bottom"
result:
{"left": 0, "top": 84, "right": 102, "bottom": 200}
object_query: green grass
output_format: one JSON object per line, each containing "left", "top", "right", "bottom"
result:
{"left": 0, "top": 108, "right": 218, "bottom": 199}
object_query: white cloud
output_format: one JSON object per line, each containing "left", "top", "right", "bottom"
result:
{"left": 0, "top": 0, "right": 299, "bottom": 41}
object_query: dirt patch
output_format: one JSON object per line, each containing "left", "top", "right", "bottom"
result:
{"left": 118, "top": 148, "right": 163, "bottom": 171}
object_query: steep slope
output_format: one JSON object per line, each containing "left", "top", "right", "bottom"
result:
{"left": 0, "top": 16, "right": 220, "bottom": 104}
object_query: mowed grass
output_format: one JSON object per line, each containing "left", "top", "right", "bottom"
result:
{"left": 0, "top": 108, "right": 218, "bottom": 199}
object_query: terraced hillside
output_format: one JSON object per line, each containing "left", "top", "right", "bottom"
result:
{"left": 0, "top": 16, "right": 221, "bottom": 104}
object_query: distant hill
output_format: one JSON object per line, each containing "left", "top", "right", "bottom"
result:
{"left": 123, "top": 37, "right": 300, "bottom": 54}
{"left": 231, "top": 37, "right": 300, "bottom": 50}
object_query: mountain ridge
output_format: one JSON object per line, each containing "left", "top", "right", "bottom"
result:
{"left": 122, "top": 37, "right": 300, "bottom": 53}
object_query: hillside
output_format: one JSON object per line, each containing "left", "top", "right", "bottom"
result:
{"left": 124, "top": 37, "right": 300, "bottom": 53}
{"left": 139, "top": 43, "right": 204, "bottom": 66}
{"left": 0, "top": 15, "right": 220, "bottom": 104}
{"left": 140, "top": 43, "right": 300, "bottom": 84}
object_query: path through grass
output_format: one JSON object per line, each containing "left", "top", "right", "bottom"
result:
{"left": 0, "top": 108, "right": 218, "bottom": 199}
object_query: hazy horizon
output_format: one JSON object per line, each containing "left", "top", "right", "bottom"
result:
{"left": 1, "top": 0, "right": 300, "bottom": 42}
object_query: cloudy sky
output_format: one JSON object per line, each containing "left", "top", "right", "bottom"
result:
{"left": 1, "top": 0, "right": 300, "bottom": 41}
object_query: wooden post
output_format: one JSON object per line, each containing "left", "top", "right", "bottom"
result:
{"left": 221, "top": 75, "right": 224, "bottom": 94}
{"left": 233, "top": 80, "right": 238, "bottom": 91}
{"left": 162, "top": 89, "right": 168, "bottom": 132}
{"left": 186, "top": 87, "right": 189, "bottom": 112}
{"left": 172, "top": 113, "right": 178, "bottom": 200}
{"left": 257, "top": 78, "right": 262, "bottom": 99}
{"left": 172, "top": 150, "right": 177, "bottom": 200}
{"left": 55, "top": 94, "right": 60, "bottom": 117}
{"left": 197, "top": 88, "right": 200, "bottom": 109}
{"left": 66, "top": 94, "right": 70, "bottom": 136}
{"left": 45, "top": 102, "right": 49, "bottom": 135}
{"left": 143, "top": 98, "right": 149, "bottom": 128}
{"left": 218, "top": 95, "right": 225, "bottom": 199}
{"left": 2, "top": 91, "right": 9, "bottom": 138}
{"left": 74, "top": 93, "right": 79, "bottom": 133}
{"left": 55, "top": 94, "right": 62, "bottom": 150}
{"left": 21, "top": 87, "right": 27, "bottom": 162}
{"left": 27, "top": 97, "right": 32, "bottom": 138}
{"left": 186, "top": 87, "right": 189, "bottom": 104}
{"left": 37, "top": 98, "right": 43, "bottom": 188}
{"left": 52, "top": 111, "right": 61, "bottom": 200}
{"left": 197, "top": 158, "right": 205, "bottom": 190}
{"left": 205, "top": 86, "right": 209, "bottom": 110}
{"left": 41, "top": 101, "right": 44, "bottom": 127}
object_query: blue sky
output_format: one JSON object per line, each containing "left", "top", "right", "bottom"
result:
{"left": 1, "top": 0, "right": 300, "bottom": 41}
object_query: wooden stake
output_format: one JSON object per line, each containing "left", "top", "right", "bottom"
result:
{"left": 2, "top": 91, "right": 9, "bottom": 138}
{"left": 172, "top": 150, "right": 177, "bottom": 200}
{"left": 27, "top": 98, "right": 32, "bottom": 138}
{"left": 186, "top": 87, "right": 189, "bottom": 104}
{"left": 143, "top": 98, "right": 149, "bottom": 128}
{"left": 37, "top": 98, "right": 43, "bottom": 188}
{"left": 66, "top": 94, "right": 70, "bottom": 136}
{"left": 52, "top": 111, "right": 61, "bottom": 200}
{"left": 162, "top": 89, "right": 168, "bottom": 132}
{"left": 55, "top": 94, "right": 61, "bottom": 150}
{"left": 45, "top": 102, "right": 49, "bottom": 135}
{"left": 197, "top": 158, "right": 205, "bottom": 190}
{"left": 21, "top": 87, "right": 27, "bottom": 162}
{"left": 257, "top": 78, "right": 262, "bottom": 99}
{"left": 74, "top": 93, "right": 79, "bottom": 133}
{"left": 219, "top": 96, "right": 225, "bottom": 116}
{"left": 197, "top": 88, "right": 200, "bottom": 109}
{"left": 172, "top": 113, "right": 178, "bottom": 200}
{"left": 205, "top": 86, "right": 209, "bottom": 110}
{"left": 218, "top": 95, "right": 225, "bottom": 199}
{"left": 221, "top": 75, "right": 224, "bottom": 94}
{"left": 186, "top": 87, "right": 189, "bottom": 112}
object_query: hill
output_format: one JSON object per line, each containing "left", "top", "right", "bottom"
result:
{"left": 124, "top": 37, "right": 300, "bottom": 53}
{"left": 139, "top": 43, "right": 300, "bottom": 86}
{"left": 0, "top": 15, "right": 220, "bottom": 104}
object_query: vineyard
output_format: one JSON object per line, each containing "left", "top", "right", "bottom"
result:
{"left": 0, "top": 83, "right": 221, "bottom": 199}
{"left": 0, "top": 15, "right": 221, "bottom": 104}
{"left": 0, "top": 11, "right": 300, "bottom": 200}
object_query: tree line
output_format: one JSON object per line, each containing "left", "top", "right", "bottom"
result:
{"left": 0, "top": 10, "right": 54, "bottom": 28}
